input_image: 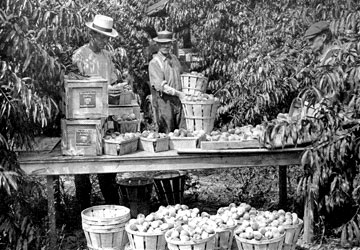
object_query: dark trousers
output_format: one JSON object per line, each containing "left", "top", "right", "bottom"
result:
{"left": 75, "top": 173, "right": 119, "bottom": 211}
{"left": 151, "top": 89, "right": 186, "bottom": 134}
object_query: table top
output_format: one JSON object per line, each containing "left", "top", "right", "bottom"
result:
{"left": 18, "top": 146, "right": 304, "bottom": 176}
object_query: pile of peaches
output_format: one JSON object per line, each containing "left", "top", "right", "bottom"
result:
{"left": 126, "top": 202, "right": 302, "bottom": 244}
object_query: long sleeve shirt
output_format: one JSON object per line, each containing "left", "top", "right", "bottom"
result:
{"left": 72, "top": 44, "right": 118, "bottom": 85}
{"left": 148, "top": 52, "right": 183, "bottom": 92}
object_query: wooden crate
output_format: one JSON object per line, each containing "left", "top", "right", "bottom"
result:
{"left": 115, "top": 120, "right": 140, "bottom": 133}
{"left": 103, "top": 137, "right": 139, "bottom": 156}
{"left": 109, "top": 90, "right": 133, "bottom": 105}
{"left": 169, "top": 135, "right": 205, "bottom": 150}
{"left": 61, "top": 119, "right": 104, "bottom": 156}
{"left": 64, "top": 76, "right": 108, "bottom": 119}
{"left": 201, "top": 139, "right": 262, "bottom": 150}
{"left": 139, "top": 137, "right": 169, "bottom": 153}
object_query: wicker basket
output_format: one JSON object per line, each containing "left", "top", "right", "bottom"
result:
{"left": 214, "top": 225, "right": 237, "bottom": 250}
{"left": 118, "top": 177, "right": 154, "bottom": 218}
{"left": 139, "top": 136, "right": 169, "bottom": 153}
{"left": 115, "top": 120, "right": 140, "bottom": 133}
{"left": 103, "top": 137, "right": 139, "bottom": 156}
{"left": 282, "top": 220, "right": 303, "bottom": 250}
{"left": 165, "top": 229, "right": 216, "bottom": 250}
{"left": 81, "top": 205, "right": 131, "bottom": 250}
{"left": 234, "top": 233, "right": 285, "bottom": 250}
{"left": 181, "top": 99, "right": 219, "bottom": 134}
{"left": 125, "top": 223, "right": 167, "bottom": 250}
{"left": 153, "top": 171, "right": 186, "bottom": 205}
{"left": 181, "top": 73, "right": 208, "bottom": 95}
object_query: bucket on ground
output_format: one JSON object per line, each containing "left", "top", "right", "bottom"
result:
{"left": 118, "top": 177, "right": 154, "bottom": 218}
{"left": 81, "top": 205, "right": 130, "bottom": 250}
{"left": 153, "top": 171, "right": 187, "bottom": 206}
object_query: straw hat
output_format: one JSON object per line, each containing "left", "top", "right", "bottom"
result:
{"left": 153, "top": 30, "right": 175, "bottom": 43}
{"left": 86, "top": 14, "right": 118, "bottom": 38}
{"left": 304, "top": 21, "right": 329, "bottom": 40}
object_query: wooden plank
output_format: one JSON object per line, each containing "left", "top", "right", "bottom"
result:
{"left": 18, "top": 148, "right": 303, "bottom": 175}
{"left": 200, "top": 140, "right": 263, "bottom": 150}
{"left": 176, "top": 147, "right": 303, "bottom": 154}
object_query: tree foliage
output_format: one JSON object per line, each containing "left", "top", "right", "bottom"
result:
{"left": 2, "top": 0, "right": 360, "bottom": 248}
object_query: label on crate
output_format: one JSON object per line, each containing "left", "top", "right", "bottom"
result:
{"left": 75, "top": 129, "right": 93, "bottom": 146}
{"left": 79, "top": 91, "right": 96, "bottom": 108}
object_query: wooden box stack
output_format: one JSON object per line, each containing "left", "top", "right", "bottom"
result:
{"left": 61, "top": 76, "right": 108, "bottom": 156}
{"left": 107, "top": 100, "right": 141, "bottom": 134}
{"left": 61, "top": 75, "right": 141, "bottom": 156}
{"left": 104, "top": 86, "right": 140, "bottom": 156}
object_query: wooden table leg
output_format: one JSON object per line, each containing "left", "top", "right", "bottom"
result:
{"left": 303, "top": 185, "right": 314, "bottom": 243}
{"left": 279, "top": 165, "right": 287, "bottom": 209}
{"left": 47, "top": 175, "right": 57, "bottom": 249}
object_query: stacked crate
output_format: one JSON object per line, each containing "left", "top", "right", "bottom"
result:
{"left": 180, "top": 73, "right": 219, "bottom": 134}
{"left": 61, "top": 76, "right": 108, "bottom": 156}
{"left": 107, "top": 86, "right": 141, "bottom": 134}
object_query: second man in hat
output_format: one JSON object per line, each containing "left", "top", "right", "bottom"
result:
{"left": 148, "top": 30, "right": 187, "bottom": 133}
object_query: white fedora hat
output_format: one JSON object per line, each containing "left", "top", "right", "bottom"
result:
{"left": 86, "top": 14, "right": 119, "bottom": 38}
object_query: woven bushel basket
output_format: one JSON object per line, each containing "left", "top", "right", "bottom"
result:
{"left": 165, "top": 229, "right": 216, "bottom": 250}
{"left": 235, "top": 233, "right": 285, "bottom": 250}
{"left": 181, "top": 99, "right": 219, "bottom": 134}
{"left": 214, "top": 225, "right": 237, "bottom": 250}
{"left": 282, "top": 220, "right": 303, "bottom": 250}
{"left": 81, "top": 205, "right": 130, "bottom": 250}
{"left": 115, "top": 120, "right": 139, "bottom": 133}
{"left": 153, "top": 171, "right": 186, "bottom": 206}
{"left": 181, "top": 73, "right": 208, "bottom": 95}
{"left": 118, "top": 177, "right": 154, "bottom": 218}
{"left": 125, "top": 223, "right": 167, "bottom": 250}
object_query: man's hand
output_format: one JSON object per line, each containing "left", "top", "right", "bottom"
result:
{"left": 176, "top": 91, "right": 190, "bottom": 100}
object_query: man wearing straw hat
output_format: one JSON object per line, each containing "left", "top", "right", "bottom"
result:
{"left": 148, "top": 30, "right": 187, "bottom": 133}
{"left": 72, "top": 14, "right": 121, "bottom": 211}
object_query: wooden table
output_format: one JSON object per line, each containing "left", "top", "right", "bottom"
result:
{"left": 18, "top": 147, "right": 305, "bottom": 249}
